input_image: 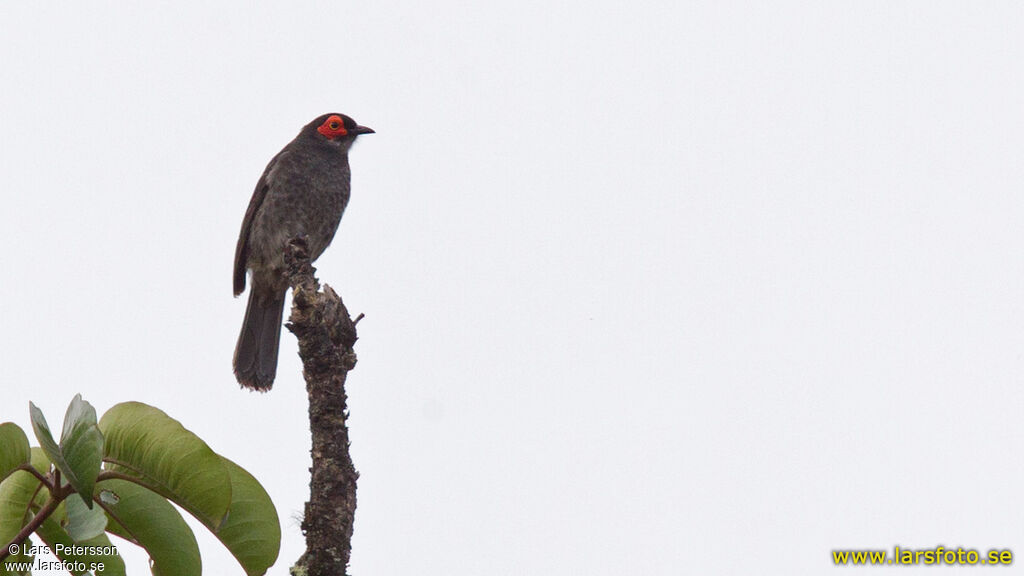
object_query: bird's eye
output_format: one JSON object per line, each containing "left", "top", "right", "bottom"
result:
{"left": 317, "top": 115, "right": 348, "bottom": 138}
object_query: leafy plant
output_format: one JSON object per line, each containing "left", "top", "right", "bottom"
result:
{"left": 0, "top": 395, "right": 280, "bottom": 575}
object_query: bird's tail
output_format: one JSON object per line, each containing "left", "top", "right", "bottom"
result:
{"left": 234, "top": 289, "right": 286, "bottom": 391}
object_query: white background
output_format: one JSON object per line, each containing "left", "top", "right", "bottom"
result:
{"left": 2, "top": 2, "right": 1023, "bottom": 575}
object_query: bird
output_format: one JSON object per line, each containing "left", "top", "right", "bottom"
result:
{"left": 233, "top": 113, "right": 373, "bottom": 390}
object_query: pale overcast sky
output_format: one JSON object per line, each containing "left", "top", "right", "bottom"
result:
{"left": 2, "top": 2, "right": 1023, "bottom": 575}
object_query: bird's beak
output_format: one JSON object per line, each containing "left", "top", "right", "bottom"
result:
{"left": 352, "top": 125, "right": 375, "bottom": 135}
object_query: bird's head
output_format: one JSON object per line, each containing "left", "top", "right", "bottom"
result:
{"left": 306, "top": 113, "right": 374, "bottom": 149}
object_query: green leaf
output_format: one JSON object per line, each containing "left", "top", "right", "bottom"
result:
{"left": 0, "top": 448, "right": 51, "bottom": 540}
{"left": 0, "top": 449, "right": 51, "bottom": 575}
{"left": 99, "top": 402, "right": 232, "bottom": 528}
{"left": 0, "top": 423, "right": 30, "bottom": 484}
{"left": 99, "top": 403, "right": 282, "bottom": 574}
{"left": 58, "top": 395, "right": 104, "bottom": 507}
{"left": 64, "top": 495, "right": 107, "bottom": 541}
{"left": 29, "top": 396, "right": 104, "bottom": 507}
{"left": 29, "top": 401, "right": 62, "bottom": 475}
{"left": 97, "top": 478, "right": 201, "bottom": 576}
{"left": 34, "top": 514, "right": 126, "bottom": 576}
{"left": 215, "top": 457, "right": 281, "bottom": 575}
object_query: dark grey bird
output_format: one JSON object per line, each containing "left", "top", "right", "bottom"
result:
{"left": 233, "top": 113, "right": 373, "bottom": 390}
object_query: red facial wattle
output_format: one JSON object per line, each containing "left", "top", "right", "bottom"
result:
{"left": 317, "top": 115, "right": 348, "bottom": 139}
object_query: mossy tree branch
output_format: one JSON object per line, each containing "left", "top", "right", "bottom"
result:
{"left": 284, "top": 236, "right": 360, "bottom": 576}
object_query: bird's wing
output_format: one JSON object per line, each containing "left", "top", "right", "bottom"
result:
{"left": 233, "top": 150, "right": 288, "bottom": 296}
